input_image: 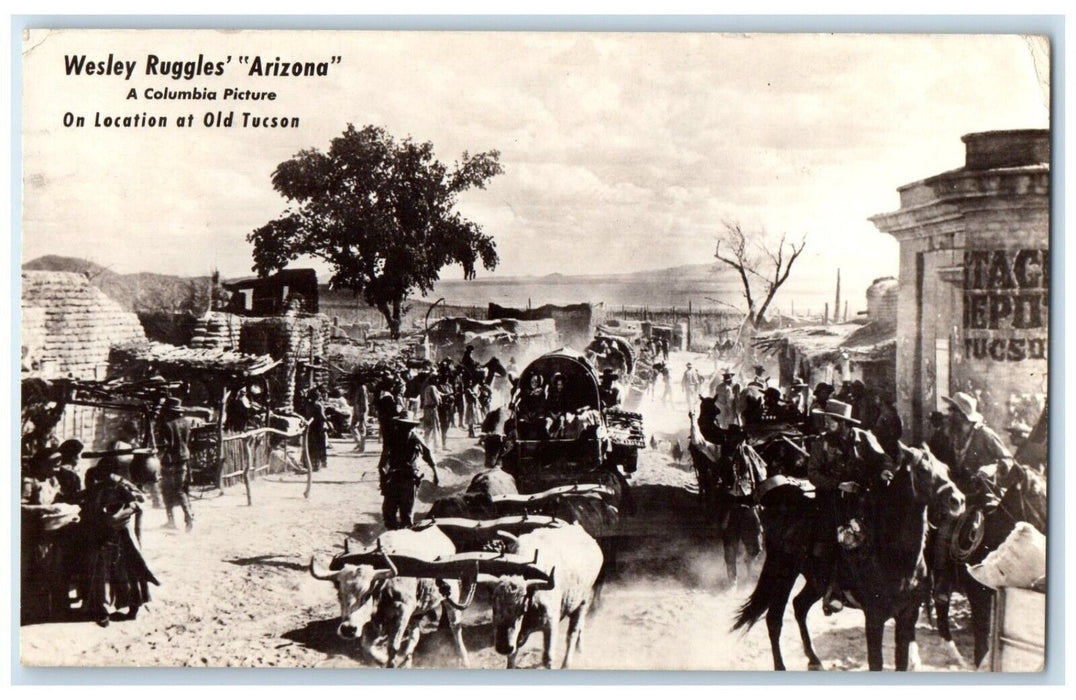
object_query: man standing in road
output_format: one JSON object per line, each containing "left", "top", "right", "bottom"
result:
{"left": 681, "top": 362, "right": 702, "bottom": 409}
{"left": 348, "top": 380, "right": 369, "bottom": 453}
{"left": 711, "top": 370, "right": 738, "bottom": 429}
{"left": 377, "top": 413, "right": 440, "bottom": 530}
{"left": 157, "top": 397, "right": 194, "bottom": 532}
{"left": 419, "top": 373, "right": 442, "bottom": 452}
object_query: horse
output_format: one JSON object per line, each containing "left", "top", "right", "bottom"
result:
{"left": 751, "top": 429, "right": 810, "bottom": 479}
{"left": 690, "top": 397, "right": 765, "bottom": 586}
{"left": 929, "top": 461, "right": 1047, "bottom": 668}
{"left": 689, "top": 440, "right": 765, "bottom": 586}
{"left": 733, "top": 443, "right": 966, "bottom": 671}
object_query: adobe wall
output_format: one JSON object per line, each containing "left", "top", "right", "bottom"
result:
{"left": 871, "top": 130, "right": 1049, "bottom": 443}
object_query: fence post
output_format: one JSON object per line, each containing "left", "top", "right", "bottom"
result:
{"left": 302, "top": 426, "right": 313, "bottom": 499}
{"left": 243, "top": 436, "right": 254, "bottom": 506}
{"left": 688, "top": 300, "right": 693, "bottom": 350}
{"left": 215, "top": 388, "right": 230, "bottom": 492}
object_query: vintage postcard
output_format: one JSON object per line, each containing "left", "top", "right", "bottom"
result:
{"left": 18, "top": 28, "right": 1050, "bottom": 672}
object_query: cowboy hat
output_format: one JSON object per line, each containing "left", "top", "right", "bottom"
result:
{"left": 943, "top": 392, "right": 983, "bottom": 423}
{"left": 391, "top": 411, "right": 420, "bottom": 427}
{"left": 813, "top": 382, "right": 835, "bottom": 396}
{"left": 752, "top": 364, "right": 766, "bottom": 374}
{"left": 722, "top": 369, "right": 734, "bottom": 378}
{"left": 57, "top": 439, "right": 84, "bottom": 459}
{"left": 162, "top": 396, "right": 185, "bottom": 414}
{"left": 812, "top": 399, "right": 861, "bottom": 425}
{"left": 792, "top": 377, "right": 809, "bottom": 389}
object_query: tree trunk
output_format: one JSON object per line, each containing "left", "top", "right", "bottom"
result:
{"left": 376, "top": 301, "right": 402, "bottom": 340}
{"left": 390, "top": 298, "right": 402, "bottom": 339}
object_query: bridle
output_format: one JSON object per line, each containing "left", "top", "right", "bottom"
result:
{"left": 905, "top": 448, "right": 961, "bottom": 526}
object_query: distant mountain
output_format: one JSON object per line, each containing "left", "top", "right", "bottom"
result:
{"left": 23, "top": 255, "right": 213, "bottom": 313}
{"left": 23, "top": 255, "right": 757, "bottom": 314}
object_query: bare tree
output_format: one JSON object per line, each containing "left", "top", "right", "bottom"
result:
{"left": 714, "top": 221, "right": 807, "bottom": 327}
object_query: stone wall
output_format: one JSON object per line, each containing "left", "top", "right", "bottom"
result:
{"left": 240, "top": 312, "right": 332, "bottom": 408}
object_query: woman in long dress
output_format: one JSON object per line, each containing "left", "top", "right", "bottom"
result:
{"left": 79, "top": 461, "right": 160, "bottom": 626}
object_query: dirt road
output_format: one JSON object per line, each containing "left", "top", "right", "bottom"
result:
{"left": 20, "top": 353, "right": 977, "bottom": 671}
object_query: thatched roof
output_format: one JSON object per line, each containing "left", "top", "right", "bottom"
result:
{"left": 22, "top": 270, "right": 146, "bottom": 379}
{"left": 110, "top": 340, "right": 279, "bottom": 379}
{"left": 754, "top": 321, "right": 895, "bottom": 364}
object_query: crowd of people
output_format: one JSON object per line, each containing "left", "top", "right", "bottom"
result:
{"left": 20, "top": 396, "right": 201, "bottom": 626}
{"left": 688, "top": 355, "right": 1046, "bottom": 614}
{"left": 330, "top": 346, "right": 514, "bottom": 530}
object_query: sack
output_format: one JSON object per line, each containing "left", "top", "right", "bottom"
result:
{"left": 967, "top": 521, "right": 1046, "bottom": 589}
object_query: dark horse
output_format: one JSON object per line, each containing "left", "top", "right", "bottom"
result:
{"left": 733, "top": 444, "right": 966, "bottom": 671}
{"left": 689, "top": 398, "right": 765, "bottom": 586}
{"left": 929, "top": 461, "right": 1046, "bottom": 668}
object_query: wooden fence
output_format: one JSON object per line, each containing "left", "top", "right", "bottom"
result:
{"left": 192, "top": 422, "right": 312, "bottom": 504}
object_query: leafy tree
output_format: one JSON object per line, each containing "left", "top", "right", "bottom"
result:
{"left": 250, "top": 124, "right": 503, "bottom": 337}
{"left": 714, "top": 221, "right": 806, "bottom": 327}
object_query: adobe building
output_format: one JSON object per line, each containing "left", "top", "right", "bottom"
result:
{"left": 870, "top": 129, "right": 1049, "bottom": 443}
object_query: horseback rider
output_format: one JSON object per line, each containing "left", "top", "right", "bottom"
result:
{"left": 930, "top": 392, "right": 1014, "bottom": 612}
{"left": 759, "top": 387, "right": 794, "bottom": 425}
{"left": 806, "top": 382, "right": 835, "bottom": 434}
{"left": 807, "top": 398, "right": 894, "bottom": 614}
{"left": 460, "top": 344, "right": 479, "bottom": 375}
{"left": 944, "top": 392, "right": 1012, "bottom": 489}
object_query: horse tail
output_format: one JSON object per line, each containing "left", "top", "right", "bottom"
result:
{"left": 731, "top": 550, "right": 786, "bottom": 632}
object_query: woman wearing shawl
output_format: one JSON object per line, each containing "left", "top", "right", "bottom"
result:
{"left": 79, "top": 461, "right": 159, "bottom": 626}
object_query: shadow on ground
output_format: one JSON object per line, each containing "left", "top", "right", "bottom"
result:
{"left": 225, "top": 554, "right": 309, "bottom": 572}
{"left": 281, "top": 614, "right": 497, "bottom": 668}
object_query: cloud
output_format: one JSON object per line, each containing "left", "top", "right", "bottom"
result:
{"left": 22, "top": 29, "right": 1047, "bottom": 299}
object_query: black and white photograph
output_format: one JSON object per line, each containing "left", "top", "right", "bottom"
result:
{"left": 17, "top": 27, "right": 1051, "bottom": 672}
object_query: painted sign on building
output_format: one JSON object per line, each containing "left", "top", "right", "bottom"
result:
{"left": 962, "top": 248, "right": 1049, "bottom": 362}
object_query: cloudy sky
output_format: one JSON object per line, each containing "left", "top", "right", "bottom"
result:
{"left": 22, "top": 30, "right": 1048, "bottom": 300}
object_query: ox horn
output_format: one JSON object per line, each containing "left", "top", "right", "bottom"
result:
{"left": 309, "top": 556, "right": 338, "bottom": 581}
{"left": 495, "top": 530, "right": 520, "bottom": 552}
{"left": 376, "top": 551, "right": 399, "bottom": 579}
{"left": 442, "top": 561, "right": 480, "bottom": 611}
{"left": 526, "top": 567, "right": 555, "bottom": 592}
{"left": 343, "top": 538, "right": 351, "bottom": 553}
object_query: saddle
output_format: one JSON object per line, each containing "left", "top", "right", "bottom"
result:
{"left": 757, "top": 474, "right": 816, "bottom": 501}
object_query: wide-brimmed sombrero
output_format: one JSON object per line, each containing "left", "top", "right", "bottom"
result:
{"left": 942, "top": 392, "right": 983, "bottom": 424}
{"left": 811, "top": 399, "right": 860, "bottom": 425}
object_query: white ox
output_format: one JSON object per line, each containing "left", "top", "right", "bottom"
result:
{"left": 309, "top": 526, "right": 473, "bottom": 668}
{"left": 489, "top": 523, "right": 604, "bottom": 669}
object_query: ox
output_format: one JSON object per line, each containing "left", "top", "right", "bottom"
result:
{"left": 426, "top": 467, "right": 519, "bottom": 520}
{"left": 487, "top": 523, "right": 604, "bottom": 669}
{"left": 309, "top": 526, "right": 474, "bottom": 668}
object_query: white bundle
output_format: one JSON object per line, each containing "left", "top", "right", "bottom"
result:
{"left": 967, "top": 522, "right": 1046, "bottom": 590}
